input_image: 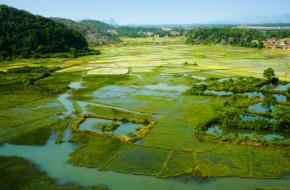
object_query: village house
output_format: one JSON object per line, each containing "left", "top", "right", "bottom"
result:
{"left": 170, "top": 31, "right": 180, "bottom": 36}
{"left": 263, "top": 38, "right": 290, "bottom": 49}
{"left": 263, "top": 38, "right": 277, "bottom": 48}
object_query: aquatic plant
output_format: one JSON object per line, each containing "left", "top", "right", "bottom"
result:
{"left": 101, "top": 122, "right": 120, "bottom": 132}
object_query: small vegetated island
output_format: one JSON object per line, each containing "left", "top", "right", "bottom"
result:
{"left": 0, "top": 4, "right": 290, "bottom": 190}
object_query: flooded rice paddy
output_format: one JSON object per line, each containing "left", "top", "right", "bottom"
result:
{"left": 0, "top": 132, "right": 289, "bottom": 190}
{"left": 1, "top": 44, "right": 290, "bottom": 190}
{"left": 79, "top": 118, "right": 141, "bottom": 136}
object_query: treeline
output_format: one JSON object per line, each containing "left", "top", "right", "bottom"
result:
{"left": 266, "top": 29, "right": 290, "bottom": 39}
{"left": 117, "top": 27, "right": 184, "bottom": 38}
{"left": 186, "top": 28, "right": 264, "bottom": 48}
{"left": 186, "top": 28, "right": 290, "bottom": 48}
{"left": 0, "top": 5, "right": 88, "bottom": 60}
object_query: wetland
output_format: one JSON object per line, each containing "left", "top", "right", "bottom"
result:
{"left": 0, "top": 38, "right": 289, "bottom": 190}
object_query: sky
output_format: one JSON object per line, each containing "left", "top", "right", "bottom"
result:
{"left": 0, "top": 0, "right": 290, "bottom": 25}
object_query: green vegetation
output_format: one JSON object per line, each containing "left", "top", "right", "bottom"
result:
{"left": 263, "top": 68, "right": 279, "bottom": 83}
{"left": 186, "top": 28, "right": 290, "bottom": 48}
{"left": 0, "top": 37, "right": 289, "bottom": 188}
{"left": 186, "top": 28, "right": 264, "bottom": 48}
{"left": 0, "top": 5, "right": 88, "bottom": 60}
{"left": 117, "top": 27, "right": 184, "bottom": 38}
{"left": 185, "top": 73, "right": 289, "bottom": 145}
{"left": 53, "top": 18, "right": 120, "bottom": 46}
{"left": 101, "top": 122, "right": 120, "bottom": 132}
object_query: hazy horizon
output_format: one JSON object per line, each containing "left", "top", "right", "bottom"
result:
{"left": 1, "top": 0, "right": 290, "bottom": 25}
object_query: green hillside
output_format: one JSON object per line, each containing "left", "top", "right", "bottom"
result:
{"left": 0, "top": 5, "right": 88, "bottom": 60}
{"left": 53, "top": 18, "right": 120, "bottom": 46}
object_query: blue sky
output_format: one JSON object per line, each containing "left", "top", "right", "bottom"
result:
{"left": 0, "top": 0, "right": 290, "bottom": 25}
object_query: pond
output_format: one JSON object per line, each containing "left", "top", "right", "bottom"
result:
{"left": 206, "top": 125, "right": 223, "bottom": 136}
{"left": 248, "top": 102, "right": 274, "bottom": 113}
{"left": 242, "top": 92, "right": 264, "bottom": 98}
{"left": 205, "top": 90, "right": 233, "bottom": 96}
{"left": 0, "top": 133, "right": 289, "bottom": 190}
{"left": 240, "top": 114, "right": 273, "bottom": 122}
{"left": 143, "top": 83, "right": 188, "bottom": 92}
{"left": 275, "top": 83, "right": 290, "bottom": 91}
{"left": 79, "top": 118, "right": 141, "bottom": 136}
{"left": 273, "top": 94, "right": 287, "bottom": 102}
{"left": 241, "top": 92, "right": 287, "bottom": 102}
{"left": 69, "top": 81, "right": 84, "bottom": 90}
{"left": 93, "top": 84, "right": 187, "bottom": 99}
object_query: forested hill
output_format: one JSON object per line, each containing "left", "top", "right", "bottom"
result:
{"left": 186, "top": 28, "right": 264, "bottom": 48}
{"left": 0, "top": 5, "right": 88, "bottom": 60}
{"left": 79, "top": 20, "right": 114, "bottom": 33}
{"left": 53, "top": 18, "right": 120, "bottom": 46}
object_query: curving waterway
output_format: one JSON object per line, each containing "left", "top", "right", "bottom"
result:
{"left": 0, "top": 81, "right": 289, "bottom": 190}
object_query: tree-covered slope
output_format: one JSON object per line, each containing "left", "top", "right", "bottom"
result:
{"left": 186, "top": 27, "right": 290, "bottom": 48}
{"left": 53, "top": 18, "right": 120, "bottom": 46}
{"left": 79, "top": 20, "right": 114, "bottom": 33}
{"left": 186, "top": 28, "right": 264, "bottom": 48}
{"left": 0, "top": 5, "right": 88, "bottom": 60}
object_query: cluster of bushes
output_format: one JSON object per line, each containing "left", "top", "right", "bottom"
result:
{"left": 197, "top": 130, "right": 289, "bottom": 147}
{"left": 195, "top": 113, "right": 289, "bottom": 147}
{"left": 220, "top": 103, "right": 289, "bottom": 132}
{"left": 100, "top": 122, "right": 120, "bottom": 132}
{"left": 184, "top": 84, "right": 208, "bottom": 95}
{"left": 224, "top": 116, "right": 279, "bottom": 131}
{"left": 185, "top": 73, "right": 284, "bottom": 97}
{"left": 184, "top": 77, "right": 265, "bottom": 96}
{"left": 208, "top": 77, "right": 266, "bottom": 93}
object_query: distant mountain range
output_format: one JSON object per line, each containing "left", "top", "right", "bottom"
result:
{"left": 211, "top": 14, "right": 290, "bottom": 25}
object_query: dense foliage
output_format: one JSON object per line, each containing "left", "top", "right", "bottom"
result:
{"left": 79, "top": 20, "right": 114, "bottom": 33}
{"left": 0, "top": 5, "right": 88, "bottom": 60}
{"left": 186, "top": 28, "right": 290, "bottom": 48}
{"left": 186, "top": 28, "right": 264, "bottom": 48}
{"left": 53, "top": 18, "right": 120, "bottom": 45}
